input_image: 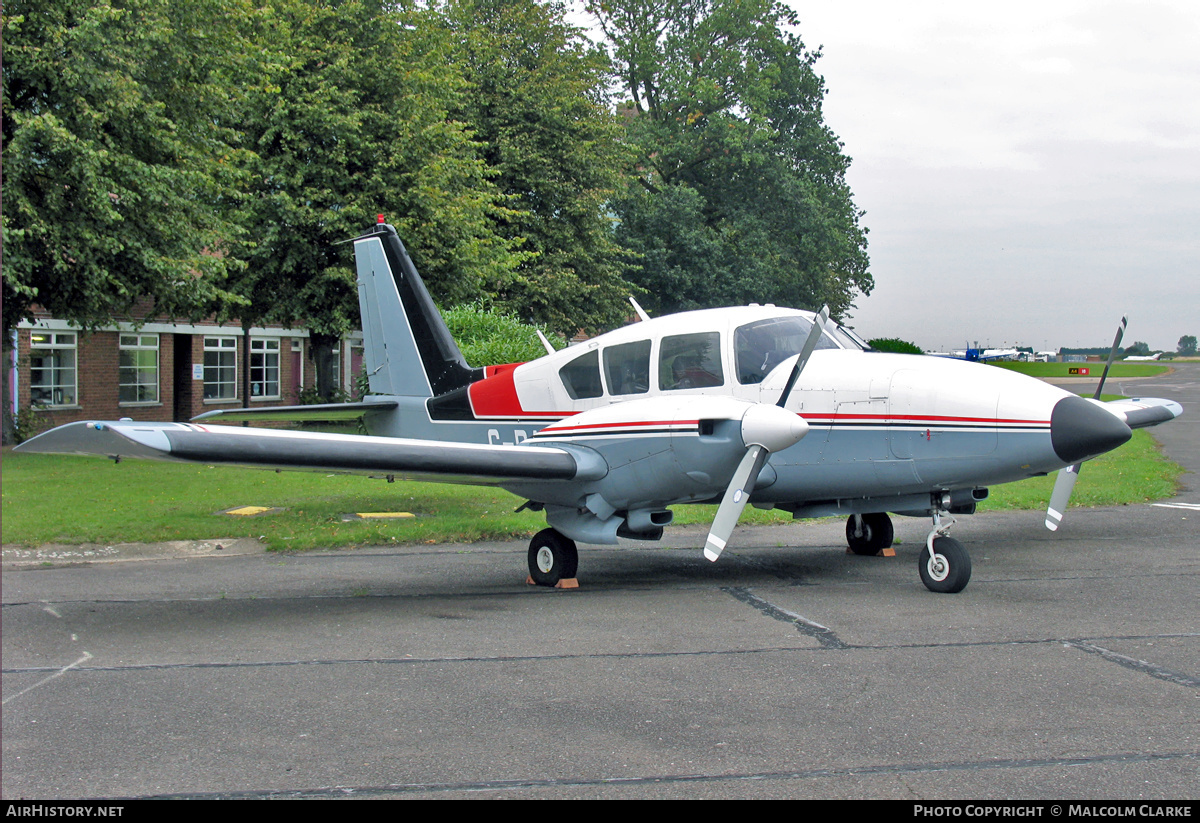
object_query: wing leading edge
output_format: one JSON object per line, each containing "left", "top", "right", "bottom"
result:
{"left": 1100, "top": 397, "right": 1183, "bottom": 429}
{"left": 14, "top": 421, "right": 605, "bottom": 485}
{"left": 191, "top": 400, "right": 399, "bottom": 423}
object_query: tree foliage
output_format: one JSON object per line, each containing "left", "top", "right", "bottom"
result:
{"left": 436, "top": 0, "right": 637, "bottom": 335}
{"left": 3, "top": 0, "right": 880, "bottom": 382}
{"left": 590, "top": 0, "right": 872, "bottom": 319}
{"left": 868, "top": 337, "right": 923, "bottom": 355}
{"left": 1178, "top": 335, "right": 1197, "bottom": 356}
{"left": 231, "top": 0, "right": 522, "bottom": 344}
{"left": 443, "top": 302, "right": 565, "bottom": 365}
{"left": 2, "top": 0, "right": 254, "bottom": 335}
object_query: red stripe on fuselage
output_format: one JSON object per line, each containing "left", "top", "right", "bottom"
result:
{"left": 800, "top": 413, "right": 1049, "bottom": 426}
{"left": 539, "top": 419, "right": 700, "bottom": 434}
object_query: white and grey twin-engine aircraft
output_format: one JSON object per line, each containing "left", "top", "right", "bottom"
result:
{"left": 18, "top": 219, "right": 1183, "bottom": 593}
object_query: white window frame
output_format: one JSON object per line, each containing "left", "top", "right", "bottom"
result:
{"left": 29, "top": 332, "right": 78, "bottom": 407}
{"left": 250, "top": 338, "right": 281, "bottom": 400}
{"left": 119, "top": 333, "right": 160, "bottom": 404}
{"left": 203, "top": 336, "right": 238, "bottom": 401}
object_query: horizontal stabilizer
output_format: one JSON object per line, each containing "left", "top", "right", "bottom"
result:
{"left": 192, "top": 401, "right": 398, "bottom": 423}
{"left": 14, "top": 421, "right": 595, "bottom": 485}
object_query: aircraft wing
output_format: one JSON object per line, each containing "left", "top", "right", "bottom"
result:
{"left": 13, "top": 421, "right": 605, "bottom": 485}
{"left": 191, "top": 400, "right": 399, "bottom": 423}
{"left": 1100, "top": 397, "right": 1183, "bottom": 429}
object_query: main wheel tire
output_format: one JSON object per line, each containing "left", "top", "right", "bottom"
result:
{"left": 527, "top": 528, "right": 579, "bottom": 587}
{"left": 846, "top": 512, "right": 894, "bottom": 556}
{"left": 918, "top": 536, "right": 972, "bottom": 593}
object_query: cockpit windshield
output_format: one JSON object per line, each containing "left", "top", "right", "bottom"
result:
{"left": 735, "top": 316, "right": 844, "bottom": 385}
{"left": 829, "top": 323, "right": 870, "bottom": 352}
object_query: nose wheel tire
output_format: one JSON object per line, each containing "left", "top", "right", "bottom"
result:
{"left": 846, "top": 512, "right": 894, "bottom": 556}
{"left": 918, "top": 536, "right": 971, "bottom": 593}
{"left": 528, "top": 528, "right": 579, "bottom": 587}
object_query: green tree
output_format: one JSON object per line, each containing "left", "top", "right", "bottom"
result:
{"left": 231, "top": 0, "right": 523, "bottom": 398}
{"left": 1125, "top": 341, "right": 1152, "bottom": 357}
{"left": 1177, "top": 335, "right": 1197, "bottom": 356}
{"left": 443, "top": 302, "right": 565, "bottom": 365}
{"left": 2, "top": 0, "right": 253, "bottom": 334}
{"left": 435, "top": 0, "right": 636, "bottom": 335}
{"left": 868, "top": 337, "right": 923, "bottom": 355}
{"left": 590, "top": 0, "right": 872, "bottom": 319}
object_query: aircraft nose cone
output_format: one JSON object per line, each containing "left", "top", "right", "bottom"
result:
{"left": 1050, "top": 395, "right": 1132, "bottom": 464}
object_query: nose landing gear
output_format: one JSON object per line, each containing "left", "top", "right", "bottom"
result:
{"left": 918, "top": 512, "right": 971, "bottom": 593}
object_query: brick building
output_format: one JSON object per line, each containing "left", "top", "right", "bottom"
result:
{"left": 11, "top": 306, "right": 364, "bottom": 428}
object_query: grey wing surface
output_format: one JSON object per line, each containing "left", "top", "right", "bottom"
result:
{"left": 14, "top": 421, "right": 601, "bottom": 485}
{"left": 1101, "top": 397, "right": 1183, "bottom": 429}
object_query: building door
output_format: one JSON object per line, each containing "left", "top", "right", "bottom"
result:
{"left": 172, "top": 334, "right": 194, "bottom": 421}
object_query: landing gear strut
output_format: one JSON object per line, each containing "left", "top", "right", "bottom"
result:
{"left": 846, "top": 512, "right": 894, "bottom": 556}
{"left": 918, "top": 512, "right": 971, "bottom": 593}
{"left": 527, "top": 528, "right": 579, "bottom": 588}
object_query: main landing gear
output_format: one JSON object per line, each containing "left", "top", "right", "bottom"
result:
{"left": 527, "top": 528, "right": 579, "bottom": 589}
{"left": 846, "top": 512, "right": 895, "bottom": 556}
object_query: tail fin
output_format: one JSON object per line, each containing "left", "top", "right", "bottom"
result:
{"left": 354, "top": 220, "right": 481, "bottom": 398}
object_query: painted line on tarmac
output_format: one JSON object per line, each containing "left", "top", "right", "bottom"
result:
{"left": 2, "top": 651, "right": 93, "bottom": 706}
{"left": 1152, "top": 502, "right": 1200, "bottom": 511}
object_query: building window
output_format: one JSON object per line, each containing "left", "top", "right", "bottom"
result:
{"left": 29, "top": 332, "right": 77, "bottom": 406}
{"left": 250, "top": 338, "right": 280, "bottom": 399}
{"left": 119, "top": 334, "right": 159, "bottom": 403}
{"left": 204, "top": 336, "right": 237, "bottom": 400}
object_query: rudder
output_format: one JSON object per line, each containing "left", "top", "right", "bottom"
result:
{"left": 354, "top": 220, "right": 481, "bottom": 398}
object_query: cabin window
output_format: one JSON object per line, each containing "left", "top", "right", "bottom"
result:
{"left": 119, "top": 334, "right": 159, "bottom": 404}
{"left": 660, "top": 332, "right": 723, "bottom": 390}
{"left": 735, "top": 317, "right": 840, "bottom": 384}
{"left": 559, "top": 349, "right": 603, "bottom": 399}
{"left": 603, "top": 340, "right": 651, "bottom": 395}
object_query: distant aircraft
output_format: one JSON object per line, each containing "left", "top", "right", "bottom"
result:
{"left": 18, "top": 219, "right": 1184, "bottom": 593}
{"left": 1125, "top": 352, "right": 1163, "bottom": 361}
{"left": 930, "top": 347, "right": 1021, "bottom": 362}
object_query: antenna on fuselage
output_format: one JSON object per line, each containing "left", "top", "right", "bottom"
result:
{"left": 629, "top": 297, "right": 651, "bottom": 322}
{"left": 535, "top": 329, "right": 557, "bottom": 355}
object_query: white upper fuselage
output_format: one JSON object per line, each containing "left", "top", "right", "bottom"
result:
{"left": 452, "top": 305, "right": 1069, "bottom": 436}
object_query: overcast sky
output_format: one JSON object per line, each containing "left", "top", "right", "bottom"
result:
{"left": 788, "top": 0, "right": 1199, "bottom": 352}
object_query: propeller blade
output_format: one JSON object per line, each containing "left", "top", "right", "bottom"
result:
{"left": 704, "top": 406, "right": 810, "bottom": 561}
{"left": 1046, "top": 314, "right": 1127, "bottom": 531}
{"left": 703, "top": 308, "right": 827, "bottom": 562}
{"left": 704, "top": 445, "right": 768, "bottom": 561}
{"left": 777, "top": 305, "right": 830, "bottom": 408}
{"left": 1045, "top": 464, "right": 1080, "bottom": 531}
{"left": 1093, "top": 315, "right": 1127, "bottom": 400}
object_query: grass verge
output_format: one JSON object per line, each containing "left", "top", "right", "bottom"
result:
{"left": 988, "top": 362, "right": 1170, "bottom": 378}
